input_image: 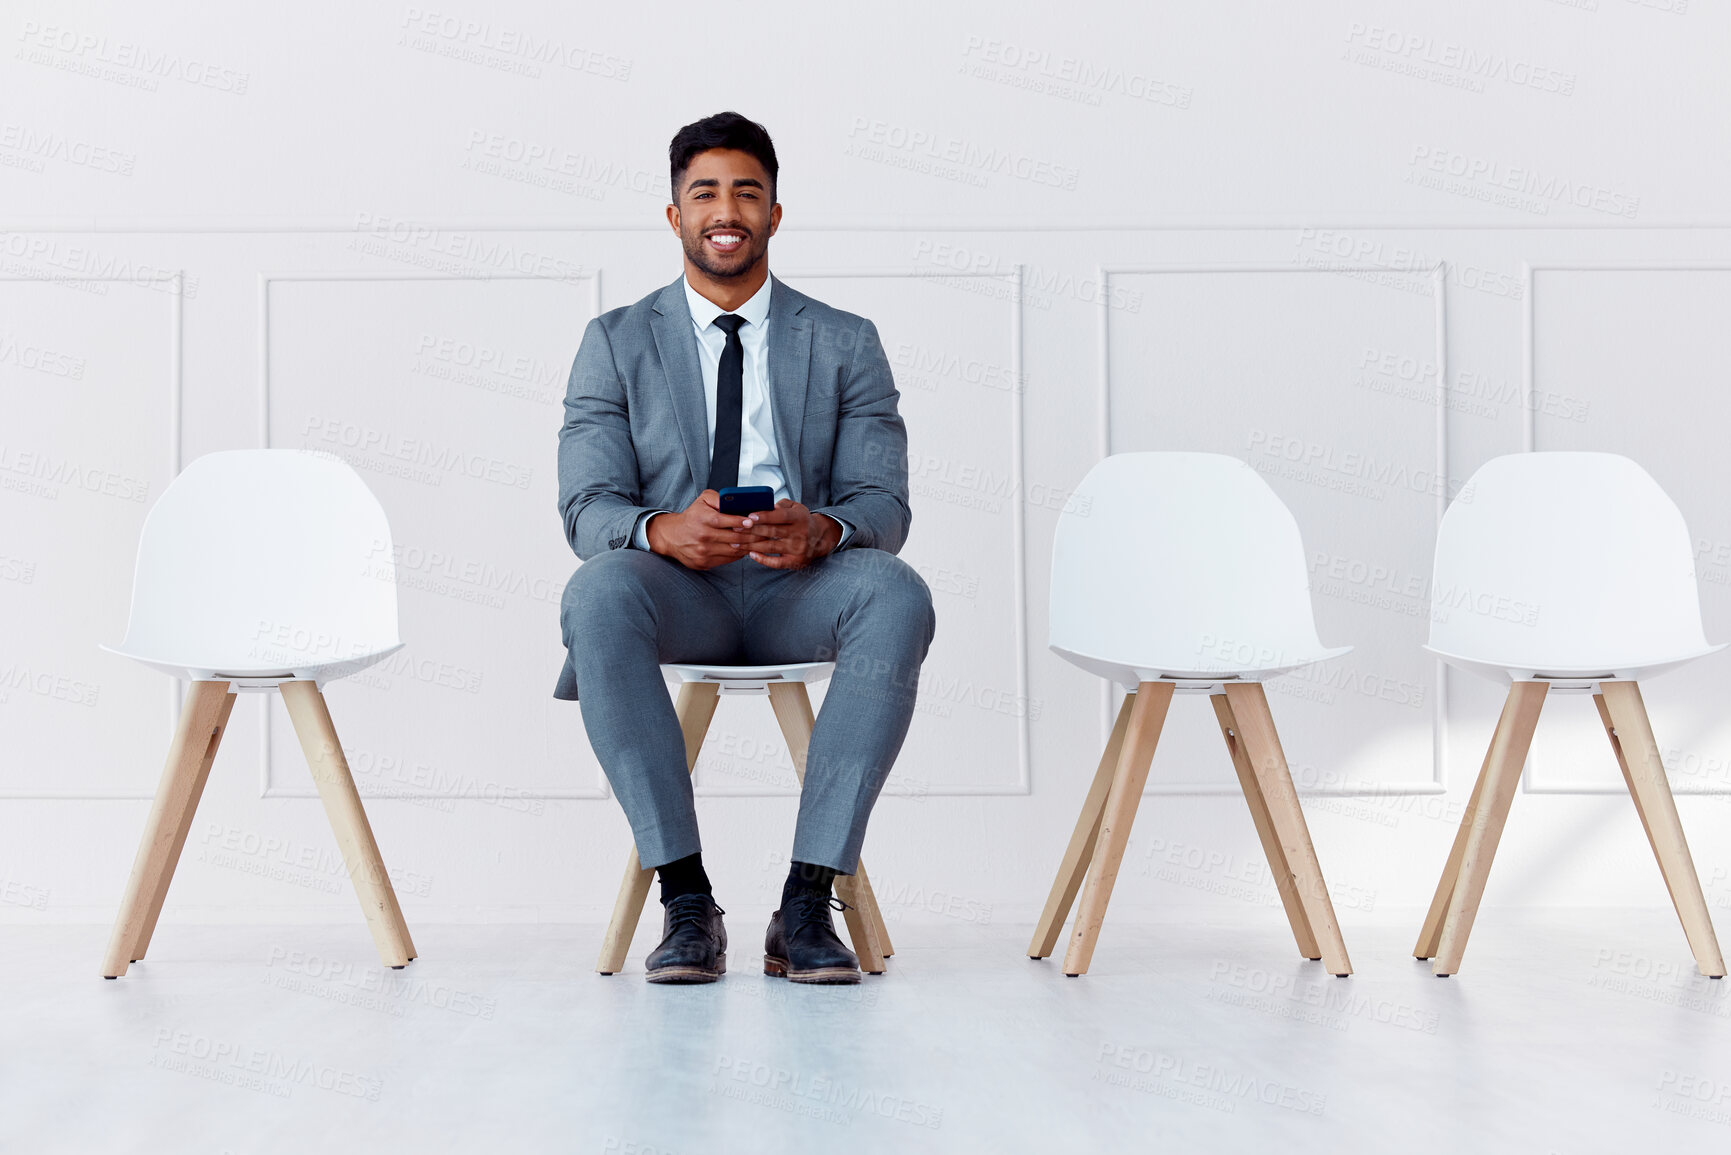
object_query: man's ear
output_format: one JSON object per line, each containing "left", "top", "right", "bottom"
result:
{"left": 768, "top": 202, "right": 782, "bottom": 238}
{"left": 666, "top": 203, "right": 681, "bottom": 234}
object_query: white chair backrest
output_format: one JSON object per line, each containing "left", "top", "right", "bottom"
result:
{"left": 1427, "top": 452, "right": 1711, "bottom": 674}
{"left": 116, "top": 449, "right": 400, "bottom": 671}
{"left": 1049, "top": 452, "right": 1335, "bottom": 677}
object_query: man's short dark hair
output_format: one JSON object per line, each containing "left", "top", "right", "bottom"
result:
{"left": 669, "top": 111, "right": 779, "bottom": 203}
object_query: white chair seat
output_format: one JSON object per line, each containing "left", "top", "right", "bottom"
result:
{"left": 98, "top": 641, "right": 404, "bottom": 689}
{"left": 660, "top": 661, "right": 835, "bottom": 695}
{"left": 1421, "top": 642, "right": 1725, "bottom": 687}
{"left": 1051, "top": 642, "right": 1352, "bottom": 688}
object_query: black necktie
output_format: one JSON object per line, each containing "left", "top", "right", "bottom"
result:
{"left": 706, "top": 313, "right": 747, "bottom": 492}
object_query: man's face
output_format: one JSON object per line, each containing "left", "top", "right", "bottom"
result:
{"left": 668, "top": 148, "right": 781, "bottom": 280}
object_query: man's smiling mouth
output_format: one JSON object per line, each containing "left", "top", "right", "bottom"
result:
{"left": 705, "top": 230, "right": 748, "bottom": 255}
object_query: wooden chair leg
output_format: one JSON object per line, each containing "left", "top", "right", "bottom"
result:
{"left": 280, "top": 681, "right": 415, "bottom": 969}
{"left": 1062, "top": 682, "right": 1173, "bottom": 976}
{"left": 1029, "top": 694, "right": 1135, "bottom": 959}
{"left": 1222, "top": 683, "right": 1353, "bottom": 976}
{"left": 1414, "top": 697, "right": 1504, "bottom": 960}
{"left": 768, "top": 681, "right": 886, "bottom": 973}
{"left": 101, "top": 681, "right": 235, "bottom": 978}
{"left": 853, "top": 860, "right": 894, "bottom": 957}
{"left": 1211, "top": 691, "right": 1319, "bottom": 962}
{"left": 1593, "top": 693, "right": 1680, "bottom": 918}
{"left": 1433, "top": 680, "right": 1547, "bottom": 976}
{"left": 834, "top": 872, "right": 886, "bottom": 974}
{"left": 597, "top": 848, "right": 655, "bottom": 976}
{"left": 596, "top": 680, "right": 719, "bottom": 974}
{"left": 766, "top": 680, "right": 816, "bottom": 781}
{"left": 1598, "top": 681, "right": 1726, "bottom": 977}
{"left": 132, "top": 685, "right": 237, "bottom": 964}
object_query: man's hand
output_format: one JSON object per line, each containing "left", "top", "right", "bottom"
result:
{"left": 645, "top": 490, "right": 772, "bottom": 570}
{"left": 741, "top": 500, "right": 842, "bottom": 570}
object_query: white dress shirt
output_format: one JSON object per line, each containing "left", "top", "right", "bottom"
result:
{"left": 631, "top": 276, "right": 851, "bottom": 551}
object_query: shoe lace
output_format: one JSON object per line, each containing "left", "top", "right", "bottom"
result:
{"left": 785, "top": 890, "right": 849, "bottom": 929}
{"left": 666, "top": 894, "right": 722, "bottom": 932}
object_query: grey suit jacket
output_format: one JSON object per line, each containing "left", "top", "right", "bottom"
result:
{"left": 554, "top": 274, "right": 912, "bottom": 696}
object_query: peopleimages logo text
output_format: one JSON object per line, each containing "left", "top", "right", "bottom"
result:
{"left": 1408, "top": 146, "right": 1639, "bottom": 219}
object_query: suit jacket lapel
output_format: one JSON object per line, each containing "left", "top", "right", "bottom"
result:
{"left": 649, "top": 277, "right": 711, "bottom": 492}
{"left": 767, "top": 277, "right": 811, "bottom": 503}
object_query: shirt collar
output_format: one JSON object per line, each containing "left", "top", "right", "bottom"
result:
{"left": 683, "top": 274, "right": 773, "bottom": 332}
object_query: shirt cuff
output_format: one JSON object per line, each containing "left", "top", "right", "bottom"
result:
{"left": 819, "top": 513, "right": 855, "bottom": 551}
{"left": 629, "top": 510, "right": 668, "bottom": 551}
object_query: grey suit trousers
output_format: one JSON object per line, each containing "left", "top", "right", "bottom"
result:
{"left": 561, "top": 547, "right": 936, "bottom": 873}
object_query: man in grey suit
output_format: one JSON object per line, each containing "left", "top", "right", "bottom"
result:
{"left": 556, "top": 112, "right": 936, "bottom": 985}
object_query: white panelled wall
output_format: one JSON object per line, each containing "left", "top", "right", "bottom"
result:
{"left": 4, "top": 0, "right": 1731, "bottom": 935}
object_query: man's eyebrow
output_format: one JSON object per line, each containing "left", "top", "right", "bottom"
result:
{"left": 684, "top": 176, "right": 765, "bottom": 193}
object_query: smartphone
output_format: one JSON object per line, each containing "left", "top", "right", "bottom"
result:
{"left": 717, "top": 485, "right": 776, "bottom": 516}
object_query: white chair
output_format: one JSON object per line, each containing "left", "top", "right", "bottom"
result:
{"left": 99, "top": 449, "right": 417, "bottom": 978}
{"left": 595, "top": 662, "right": 896, "bottom": 976}
{"left": 1413, "top": 451, "right": 1726, "bottom": 977}
{"left": 1030, "top": 452, "right": 1355, "bottom": 976}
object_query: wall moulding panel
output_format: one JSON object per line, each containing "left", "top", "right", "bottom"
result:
{"left": 1098, "top": 264, "right": 1450, "bottom": 797}
{"left": 257, "top": 271, "right": 609, "bottom": 801}
{"left": 1523, "top": 264, "right": 1731, "bottom": 796}
{"left": 0, "top": 272, "right": 183, "bottom": 800}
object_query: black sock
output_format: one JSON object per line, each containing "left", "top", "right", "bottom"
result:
{"left": 781, "top": 861, "right": 838, "bottom": 907}
{"left": 658, "top": 852, "right": 712, "bottom": 904}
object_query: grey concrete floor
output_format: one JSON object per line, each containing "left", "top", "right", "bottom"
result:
{"left": 3, "top": 911, "right": 1729, "bottom": 1153}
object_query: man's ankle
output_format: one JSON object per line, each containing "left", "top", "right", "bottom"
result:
{"left": 658, "top": 851, "right": 712, "bottom": 904}
{"left": 781, "top": 860, "right": 838, "bottom": 907}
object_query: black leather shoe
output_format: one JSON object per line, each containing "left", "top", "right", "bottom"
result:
{"left": 645, "top": 894, "right": 726, "bottom": 983}
{"left": 764, "top": 892, "right": 861, "bottom": 984}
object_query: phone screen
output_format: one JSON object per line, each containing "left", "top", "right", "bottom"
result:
{"left": 718, "top": 486, "right": 775, "bottom": 515}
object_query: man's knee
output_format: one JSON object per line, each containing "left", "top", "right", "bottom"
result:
{"left": 561, "top": 550, "right": 661, "bottom": 641}
{"left": 841, "top": 550, "right": 937, "bottom": 645}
